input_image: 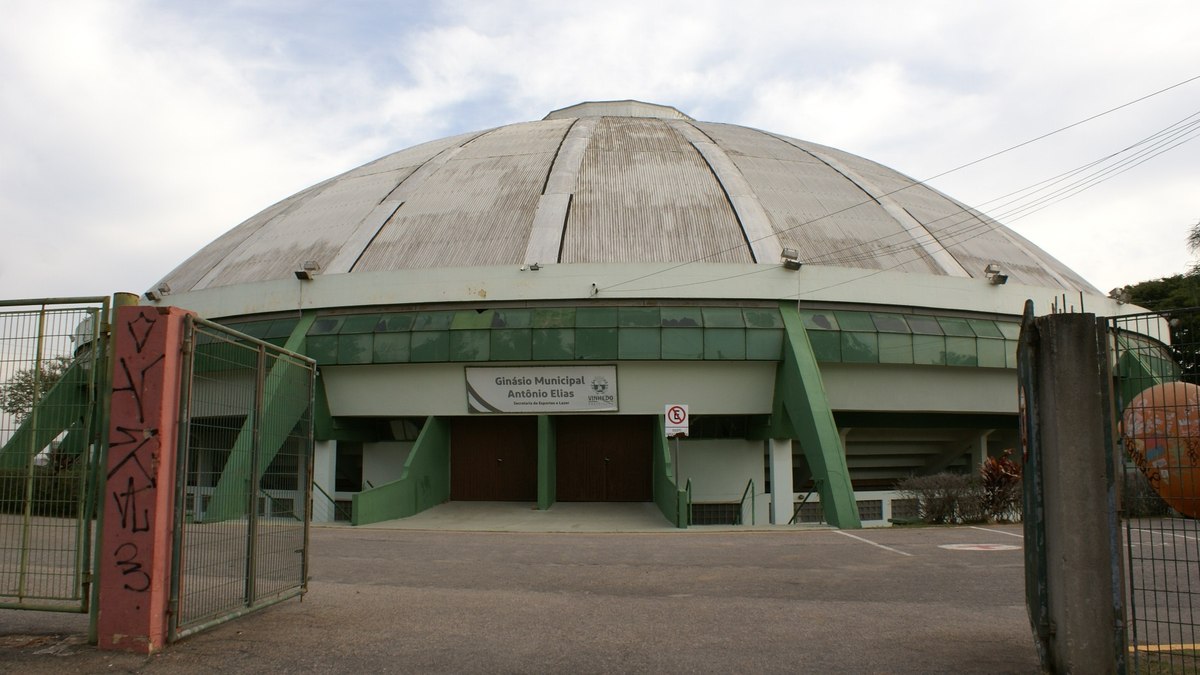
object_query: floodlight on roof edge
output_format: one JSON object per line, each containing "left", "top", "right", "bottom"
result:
{"left": 984, "top": 263, "right": 1008, "bottom": 285}
{"left": 780, "top": 248, "right": 802, "bottom": 271}
{"left": 295, "top": 260, "right": 321, "bottom": 281}
{"left": 144, "top": 282, "right": 171, "bottom": 301}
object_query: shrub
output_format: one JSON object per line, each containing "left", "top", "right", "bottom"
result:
{"left": 895, "top": 473, "right": 985, "bottom": 524}
{"left": 1121, "top": 466, "right": 1170, "bottom": 518}
{"left": 0, "top": 464, "right": 87, "bottom": 518}
{"left": 980, "top": 450, "right": 1023, "bottom": 523}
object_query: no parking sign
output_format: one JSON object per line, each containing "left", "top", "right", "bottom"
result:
{"left": 665, "top": 404, "right": 688, "bottom": 437}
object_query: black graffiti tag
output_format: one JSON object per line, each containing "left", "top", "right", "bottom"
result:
{"left": 113, "top": 542, "right": 150, "bottom": 593}
{"left": 113, "top": 476, "right": 152, "bottom": 533}
{"left": 107, "top": 309, "right": 162, "bottom": 596}
{"left": 106, "top": 426, "right": 158, "bottom": 484}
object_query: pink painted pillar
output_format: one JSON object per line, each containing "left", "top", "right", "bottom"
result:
{"left": 97, "top": 306, "right": 191, "bottom": 653}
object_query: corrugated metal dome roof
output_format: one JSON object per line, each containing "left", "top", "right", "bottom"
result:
{"left": 156, "top": 100, "right": 1096, "bottom": 294}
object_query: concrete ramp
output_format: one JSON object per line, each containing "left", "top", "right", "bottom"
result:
{"left": 352, "top": 501, "right": 676, "bottom": 533}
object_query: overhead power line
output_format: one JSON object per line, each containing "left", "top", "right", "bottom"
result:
{"left": 599, "top": 73, "right": 1200, "bottom": 294}
{"left": 810, "top": 110, "right": 1200, "bottom": 270}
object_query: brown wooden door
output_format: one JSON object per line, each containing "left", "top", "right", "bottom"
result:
{"left": 450, "top": 417, "right": 538, "bottom": 501}
{"left": 556, "top": 416, "right": 651, "bottom": 502}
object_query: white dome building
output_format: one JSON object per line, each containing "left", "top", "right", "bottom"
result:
{"left": 150, "top": 100, "right": 1120, "bottom": 528}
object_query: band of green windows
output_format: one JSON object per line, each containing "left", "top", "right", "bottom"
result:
{"left": 217, "top": 306, "right": 1023, "bottom": 369}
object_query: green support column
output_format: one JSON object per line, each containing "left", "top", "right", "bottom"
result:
{"left": 537, "top": 415, "right": 556, "bottom": 510}
{"left": 772, "top": 302, "right": 861, "bottom": 529}
{"left": 204, "top": 313, "right": 317, "bottom": 523}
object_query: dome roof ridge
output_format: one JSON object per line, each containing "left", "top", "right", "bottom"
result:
{"left": 543, "top": 100, "right": 692, "bottom": 121}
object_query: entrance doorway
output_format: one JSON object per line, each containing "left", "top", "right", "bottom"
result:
{"left": 556, "top": 416, "right": 652, "bottom": 502}
{"left": 450, "top": 417, "right": 538, "bottom": 501}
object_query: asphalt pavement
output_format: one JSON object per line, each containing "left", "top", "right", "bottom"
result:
{"left": 0, "top": 513, "right": 1040, "bottom": 674}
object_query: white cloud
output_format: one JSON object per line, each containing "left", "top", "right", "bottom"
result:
{"left": 0, "top": 0, "right": 1197, "bottom": 301}
{"left": 0, "top": 1, "right": 397, "bottom": 298}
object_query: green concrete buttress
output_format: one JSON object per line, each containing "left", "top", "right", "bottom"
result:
{"left": 352, "top": 416, "right": 450, "bottom": 525}
{"left": 203, "top": 313, "right": 317, "bottom": 523}
{"left": 0, "top": 360, "right": 94, "bottom": 470}
{"left": 537, "top": 415, "right": 556, "bottom": 510}
{"left": 772, "top": 302, "right": 861, "bottom": 529}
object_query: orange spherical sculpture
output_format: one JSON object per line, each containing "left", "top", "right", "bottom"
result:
{"left": 1122, "top": 381, "right": 1200, "bottom": 518}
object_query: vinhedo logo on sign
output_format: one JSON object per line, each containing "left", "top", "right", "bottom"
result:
{"left": 588, "top": 376, "right": 614, "bottom": 404}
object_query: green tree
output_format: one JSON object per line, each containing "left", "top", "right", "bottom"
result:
{"left": 1108, "top": 219, "right": 1200, "bottom": 376}
{"left": 1187, "top": 217, "right": 1200, "bottom": 272}
{"left": 0, "top": 355, "right": 73, "bottom": 423}
{"left": 1121, "top": 273, "right": 1200, "bottom": 310}
{"left": 1119, "top": 274, "right": 1200, "bottom": 380}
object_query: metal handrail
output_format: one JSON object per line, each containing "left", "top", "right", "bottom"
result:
{"left": 0, "top": 296, "right": 110, "bottom": 308}
{"left": 789, "top": 479, "right": 824, "bottom": 525}
{"left": 684, "top": 478, "right": 693, "bottom": 528}
{"left": 258, "top": 488, "right": 303, "bottom": 521}
{"left": 312, "top": 482, "right": 352, "bottom": 522}
{"left": 739, "top": 478, "right": 756, "bottom": 526}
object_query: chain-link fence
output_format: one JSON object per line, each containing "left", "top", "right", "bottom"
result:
{"left": 170, "top": 316, "right": 314, "bottom": 640}
{"left": 1111, "top": 309, "right": 1200, "bottom": 673}
{"left": 0, "top": 298, "right": 108, "bottom": 612}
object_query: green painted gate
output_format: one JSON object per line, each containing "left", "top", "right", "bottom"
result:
{"left": 169, "top": 315, "right": 315, "bottom": 641}
{"left": 1110, "top": 309, "right": 1200, "bottom": 674}
{"left": 0, "top": 297, "right": 112, "bottom": 613}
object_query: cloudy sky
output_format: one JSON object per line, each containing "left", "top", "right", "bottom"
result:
{"left": 1, "top": 0, "right": 1197, "bottom": 300}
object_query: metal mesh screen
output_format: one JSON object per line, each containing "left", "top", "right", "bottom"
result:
{"left": 0, "top": 300, "right": 106, "bottom": 611}
{"left": 1111, "top": 310, "right": 1200, "bottom": 672}
{"left": 172, "top": 317, "right": 313, "bottom": 639}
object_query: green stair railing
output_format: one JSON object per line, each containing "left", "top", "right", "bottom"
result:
{"left": 789, "top": 479, "right": 824, "bottom": 525}
{"left": 312, "top": 483, "right": 351, "bottom": 522}
{"left": 739, "top": 478, "right": 756, "bottom": 525}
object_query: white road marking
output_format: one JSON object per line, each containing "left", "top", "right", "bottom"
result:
{"left": 970, "top": 526, "right": 1024, "bottom": 539}
{"left": 939, "top": 543, "right": 1021, "bottom": 551}
{"left": 1130, "top": 528, "right": 1196, "bottom": 542}
{"left": 835, "top": 530, "right": 913, "bottom": 556}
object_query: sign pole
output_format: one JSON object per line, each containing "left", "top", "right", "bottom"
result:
{"left": 665, "top": 404, "right": 689, "bottom": 484}
{"left": 673, "top": 436, "right": 680, "bottom": 483}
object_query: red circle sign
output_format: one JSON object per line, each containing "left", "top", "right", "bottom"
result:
{"left": 667, "top": 405, "right": 687, "bottom": 424}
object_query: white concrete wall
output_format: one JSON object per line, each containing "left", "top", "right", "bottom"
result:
{"left": 362, "top": 441, "right": 413, "bottom": 487}
{"left": 676, "top": 438, "right": 764, "bottom": 505}
{"left": 312, "top": 440, "right": 337, "bottom": 522}
{"left": 795, "top": 489, "right": 912, "bottom": 528}
{"left": 821, "top": 363, "right": 1018, "bottom": 414}
{"left": 614, "top": 362, "right": 775, "bottom": 415}
{"left": 322, "top": 361, "right": 776, "bottom": 417}
{"left": 324, "top": 364, "right": 465, "bottom": 416}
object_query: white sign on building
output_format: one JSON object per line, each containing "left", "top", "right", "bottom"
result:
{"left": 465, "top": 366, "right": 618, "bottom": 414}
{"left": 665, "top": 403, "right": 689, "bottom": 437}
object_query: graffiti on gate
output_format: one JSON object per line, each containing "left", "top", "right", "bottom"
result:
{"left": 95, "top": 305, "right": 192, "bottom": 652}
{"left": 105, "top": 308, "right": 166, "bottom": 595}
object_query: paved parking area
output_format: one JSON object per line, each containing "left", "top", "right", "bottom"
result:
{"left": 1, "top": 522, "right": 1039, "bottom": 674}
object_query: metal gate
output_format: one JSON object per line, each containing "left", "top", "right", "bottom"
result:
{"left": 169, "top": 315, "right": 315, "bottom": 641}
{"left": 1110, "top": 309, "right": 1200, "bottom": 673}
{"left": 0, "top": 297, "right": 110, "bottom": 612}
